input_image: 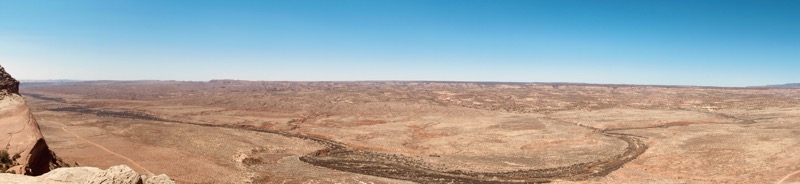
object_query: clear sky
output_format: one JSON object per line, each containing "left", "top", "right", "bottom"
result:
{"left": 1, "top": 0, "right": 798, "bottom": 86}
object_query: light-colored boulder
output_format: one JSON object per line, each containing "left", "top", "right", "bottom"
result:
{"left": 143, "top": 174, "right": 176, "bottom": 184}
{"left": 41, "top": 166, "right": 103, "bottom": 182}
{"left": 0, "top": 165, "right": 175, "bottom": 184}
{"left": 87, "top": 165, "right": 143, "bottom": 184}
{"left": 0, "top": 173, "right": 68, "bottom": 184}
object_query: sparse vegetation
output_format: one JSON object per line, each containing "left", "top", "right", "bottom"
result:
{"left": 1, "top": 150, "right": 20, "bottom": 173}
{"left": 18, "top": 81, "right": 800, "bottom": 183}
{"left": 241, "top": 157, "right": 264, "bottom": 166}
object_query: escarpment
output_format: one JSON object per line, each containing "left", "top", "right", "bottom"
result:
{"left": 0, "top": 66, "right": 66, "bottom": 175}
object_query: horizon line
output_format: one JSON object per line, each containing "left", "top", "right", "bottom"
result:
{"left": 18, "top": 79, "right": 799, "bottom": 89}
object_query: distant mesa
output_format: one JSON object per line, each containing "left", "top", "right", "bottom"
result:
{"left": 19, "top": 80, "right": 82, "bottom": 83}
{"left": 770, "top": 83, "right": 800, "bottom": 88}
{"left": 750, "top": 83, "right": 800, "bottom": 88}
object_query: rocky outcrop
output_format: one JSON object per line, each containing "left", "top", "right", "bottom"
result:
{"left": 0, "top": 165, "right": 175, "bottom": 184}
{"left": 0, "top": 66, "right": 19, "bottom": 94}
{"left": 0, "top": 66, "right": 65, "bottom": 175}
{"left": 85, "top": 165, "right": 143, "bottom": 184}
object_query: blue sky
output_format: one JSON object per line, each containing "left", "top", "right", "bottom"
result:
{"left": 1, "top": 0, "right": 798, "bottom": 86}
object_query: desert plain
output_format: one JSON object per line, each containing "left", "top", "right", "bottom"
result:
{"left": 18, "top": 80, "right": 800, "bottom": 183}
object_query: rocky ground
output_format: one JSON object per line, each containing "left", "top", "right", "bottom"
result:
{"left": 18, "top": 80, "right": 800, "bottom": 183}
{"left": 0, "top": 165, "right": 174, "bottom": 184}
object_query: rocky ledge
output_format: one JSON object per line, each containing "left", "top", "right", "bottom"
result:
{"left": 0, "top": 165, "right": 174, "bottom": 184}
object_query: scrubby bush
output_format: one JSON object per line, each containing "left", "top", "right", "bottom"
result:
{"left": 1, "top": 150, "right": 11, "bottom": 172}
{"left": 0, "top": 150, "right": 21, "bottom": 173}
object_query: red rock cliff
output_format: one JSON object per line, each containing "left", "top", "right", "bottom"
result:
{"left": 0, "top": 66, "right": 63, "bottom": 175}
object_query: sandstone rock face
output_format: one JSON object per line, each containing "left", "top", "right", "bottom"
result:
{"left": 0, "top": 165, "right": 175, "bottom": 184}
{"left": 0, "top": 65, "right": 62, "bottom": 175}
{"left": 87, "top": 165, "right": 143, "bottom": 184}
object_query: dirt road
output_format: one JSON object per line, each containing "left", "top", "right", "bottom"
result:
{"left": 46, "top": 120, "right": 152, "bottom": 174}
{"left": 778, "top": 169, "right": 800, "bottom": 184}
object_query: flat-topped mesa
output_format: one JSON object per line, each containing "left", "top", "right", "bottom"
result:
{"left": 0, "top": 66, "right": 20, "bottom": 94}
{"left": 0, "top": 65, "right": 65, "bottom": 175}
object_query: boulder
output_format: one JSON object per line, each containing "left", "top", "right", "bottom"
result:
{"left": 41, "top": 166, "right": 103, "bottom": 182}
{"left": 0, "top": 172, "right": 68, "bottom": 184}
{"left": 0, "top": 165, "right": 175, "bottom": 184}
{"left": 87, "top": 165, "right": 143, "bottom": 184}
{"left": 142, "top": 174, "right": 176, "bottom": 184}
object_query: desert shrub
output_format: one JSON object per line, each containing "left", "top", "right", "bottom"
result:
{"left": 0, "top": 150, "right": 8, "bottom": 161}
{"left": 242, "top": 157, "right": 265, "bottom": 166}
{"left": 0, "top": 150, "right": 13, "bottom": 172}
{"left": 0, "top": 150, "right": 21, "bottom": 173}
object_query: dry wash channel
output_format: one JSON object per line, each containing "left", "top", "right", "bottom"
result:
{"left": 31, "top": 93, "right": 648, "bottom": 183}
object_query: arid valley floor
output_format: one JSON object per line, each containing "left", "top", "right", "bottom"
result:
{"left": 18, "top": 81, "right": 800, "bottom": 183}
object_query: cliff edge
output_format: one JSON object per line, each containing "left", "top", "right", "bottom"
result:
{"left": 0, "top": 66, "right": 66, "bottom": 175}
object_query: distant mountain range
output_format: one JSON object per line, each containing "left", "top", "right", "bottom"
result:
{"left": 16, "top": 79, "right": 800, "bottom": 89}
{"left": 19, "top": 80, "right": 83, "bottom": 87}
{"left": 20, "top": 79, "right": 83, "bottom": 83}
{"left": 751, "top": 83, "right": 800, "bottom": 88}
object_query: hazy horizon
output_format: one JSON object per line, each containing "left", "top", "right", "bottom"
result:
{"left": 15, "top": 78, "right": 800, "bottom": 88}
{"left": 2, "top": 0, "right": 798, "bottom": 87}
